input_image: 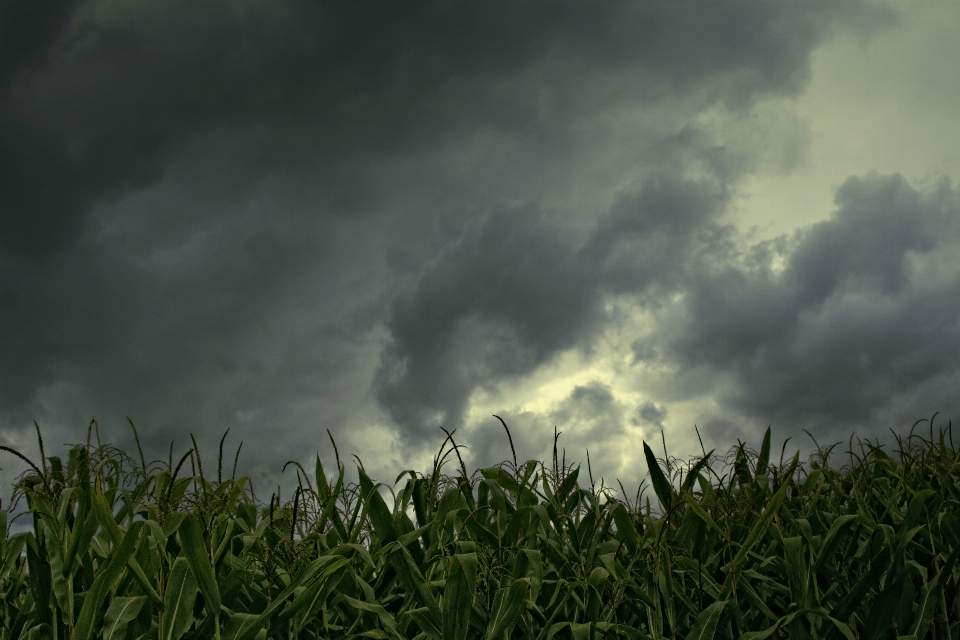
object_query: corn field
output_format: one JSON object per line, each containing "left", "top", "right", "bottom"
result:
{"left": 0, "top": 414, "right": 958, "bottom": 640}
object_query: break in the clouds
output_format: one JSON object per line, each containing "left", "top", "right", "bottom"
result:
{"left": 376, "top": 175, "right": 725, "bottom": 444}
{"left": 4, "top": 0, "right": 958, "bottom": 493}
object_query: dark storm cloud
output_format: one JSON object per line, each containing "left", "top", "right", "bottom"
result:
{"left": 376, "top": 205, "right": 600, "bottom": 439}
{"left": 638, "top": 401, "right": 668, "bottom": 428}
{"left": 0, "top": 0, "right": 890, "bottom": 256}
{"left": 0, "top": 0, "right": 897, "bottom": 486}
{"left": 366, "top": 1, "right": 893, "bottom": 444}
{"left": 0, "top": 0, "right": 80, "bottom": 88}
{"left": 667, "top": 173, "right": 960, "bottom": 439}
{"left": 0, "top": 188, "right": 329, "bottom": 437}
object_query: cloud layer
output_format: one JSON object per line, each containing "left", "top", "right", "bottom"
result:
{"left": 667, "top": 173, "right": 960, "bottom": 435}
{"left": 6, "top": 0, "right": 955, "bottom": 495}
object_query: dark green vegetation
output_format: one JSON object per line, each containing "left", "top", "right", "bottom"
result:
{"left": 1, "top": 414, "right": 958, "bottom": 640}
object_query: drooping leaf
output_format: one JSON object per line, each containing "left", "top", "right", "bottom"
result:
{"left": 681, "top": 450, "right": 715, "bottom": 495}
{"left": 486, "top": 578, "right": 530, "bottom": 640}
{"left": 23, "top": 624, "right": 54, "bottom": 640}
{"left": 684, "top": 600, "right": 728, "bottom": 640}
{"left": 221, "top": 612, "right": 262, "bottom": 640}
{"left": 723, "top": 451, "right": 799, "bottom": 597}
{"left": 343, "top": 596, "right": 406, "bottom": 640}
{"left": 442, "top": 553, "right": 477, "bottom": 640}
{"left": 102, "top": 596, "right": 147, "bottom": 640}
{"left": 161, "top": 556, "right": 198, "bottom": 640}
{"left": 75, "top": 521, "right": 144, "bottom": 640}
{"left": 178, "top": 516, "right": 221, "bottom": 616}
{"left": 812, "top": 515, "right": 858, "bottom": 573}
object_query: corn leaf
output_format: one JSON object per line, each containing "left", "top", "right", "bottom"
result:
{"left": 178, "top": 515, "right": 221, "bottom": 616}
{"left": 74, "top": 520, "right": 144, "bottom": 640}
{"left": 684, "top": 599, "right": 728, "bottom": 640}
{"left": 102, "top": 596, "right": 147, "bottom": 640}
{"left": 442, "top": 552, "right": 477, "bottom": 640}
{"left": 162, "top": 556, "right": 198, "bottom": 640}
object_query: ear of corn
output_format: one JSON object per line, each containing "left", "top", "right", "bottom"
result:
{"left": 0, "top": 416, "right": 958, "bottom": 639}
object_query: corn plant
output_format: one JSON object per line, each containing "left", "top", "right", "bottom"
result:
{"left": 0, "top": 414, "right": 958, "bottom": 639}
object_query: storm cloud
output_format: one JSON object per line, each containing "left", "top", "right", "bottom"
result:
{"left": 376, "top": 175, "right": 726, "bottom": 444}
{"left": 663, "top": 173, "right": 960, "bottom": 438}
{"left": 1, "top": 0, "right": 886, "bottom": 255}
{"left": 6, "top": 0, "right": 956, "bottom": 496}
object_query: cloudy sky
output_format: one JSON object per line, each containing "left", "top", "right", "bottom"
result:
{"left": 2, "top": 0, "right": 959, "bottom": 497}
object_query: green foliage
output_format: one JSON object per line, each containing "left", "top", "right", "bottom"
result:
{"left": 0, "top": 416, "right": 958, "bottom": 639}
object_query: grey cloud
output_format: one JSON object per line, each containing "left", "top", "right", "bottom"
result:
{"left": 375, "top": 173, "right": 735, "bottom": 444}
{"left": 375, "top": 205, "right": 601, "bottom": 442}
{"left": 550, "top": 382, "right": 625, "bottom": 436}
{"left": 668, "top": 173, "right": 960, "bottom": 440}
{"left": 0, "top": 0, "right": 888, "bottom": 257}
{"left": 0, "top": 0, "right": 80, "bottom": 88}
{"left": 0, "top": 162, "right": 375, "bottom": 481}
{"left": 0, "top": 0, "right": 899, "bottom": 487}
{"left": 638, "top": 401, "right": 668, "bottom": 427}
{"left": 584, "top": 177, "right": 728, "bottom": 294}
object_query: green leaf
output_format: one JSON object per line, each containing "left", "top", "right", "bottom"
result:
{"left": 343, "top": 596, "right": 407, "bottom": 640}
{"left": 783, "top": 536, "right": 808, "bottom": 608}
{"left": 611, "top": 503, "right": 640, "bottom": 553}
{"left": 721, "top": 451, "right": 799, "bottom": 600}
{"left": 256, "top": 555, "right": 341, "bottom": 624}
{"left": 909, "top": 544, "right": 960, "bottom": 639}
{"left": 486, "top": 578, "right": 530, "bottom": 640}
{"left": 739, "top": 619, "right": 783, "bottom": 640}
{"left": 284, "top": 558, "right": 351, "bottom": 626}
{"left": 23, "top": 624, "right": 54, "bottom": 640}
{"left": 2, "top": 531, "right": 27, "bottom": 580}
{"left": 63, "top": 488, "right": 94, "bottom": 576}
{"left": 102, "top": 596, "right": 147, "bottom": 640}
{"left": 26, "top": 534, "right": 53, "bottom": 627}
{"left": 812, "top": 515, "right": 858, "bottom": 573}
{"left": 756, "top": 427, "right": 771, "bottom": 481}
{"left": 75, "top": 520, "right": 144, "bottom": 640}
{"left": 221, "top": 612, "right": 263, "bottom": 640}
{"left": 902, "top": 489, "right": 936, "bottom": 528}
{"left": 681, "top": 450, "right": 715, "bottom": 494}
{"left": 178, "top": 516, "right": 221, "bottom": 616}
{"left": 570, "top": 622, "right": 592, "bottom": 640}
{"left": 92, "top": 482, "right": 124, "bottom": 546}
{"left": 41, "top": 519, "right": 71, "bottom": 621}
{"left": 789, "top": 609, "right": 856, "bottom": 640}
{"left": 684, "top": 600, "right": 728, "bottom": 640}
{"left": 558, "top": 466, "right": 581, "bottom": 506}
{"left": 407, "top": 607, "right": 442, "bottom": 640}
{"left": 162, "top": 556, "right": 198, "bottom": 640}
{"left": 643, "top": 441, "right": 673, "bottom": 513}
{"left": 388, "top": 543, "right": 442, "bottom": 633}
{"left": 92, "top": 482, "right": 161, "bottom": 605}
{"left": 685, "top": 500, "right": 727, "bottom": 540}
{"left": 359, "top": 467, "right": 399, "bottom": 545}
{"left": 442, "top": 553, "right": 477, "bottom": 640}
{"left": 863, "top": 575, "right": 904, "bottom": 640}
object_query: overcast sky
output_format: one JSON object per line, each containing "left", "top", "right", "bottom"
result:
{"left": 2, "top": 0, "right": 959, "bottom": 497}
